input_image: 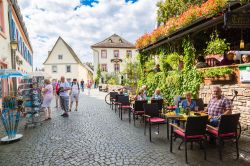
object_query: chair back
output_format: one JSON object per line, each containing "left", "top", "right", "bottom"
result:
{"left": 117, "top": 95, "right": 130, "bottom": 105}
{"left": 143, "top": 103, "right": 159, "bottom": 118}
{"left": 134, "top": 100, "right": 147, "bottom": 112}
{"left": 151, "top": 99, "right": 164, "bottom": 111}
{"left": 193, "top": 98, "right": 204, "bottom": 111}
{"left": 115, "top": 94, "right": 124, "bottom": 102}
{"left": 218, "top": 113, "right": 240, "bottom": 135}
{"left": 185, "top": 116, "right": 208, "bottom": 136}
{"left": 110, "top": 92, "right": 118, "bottom": 99}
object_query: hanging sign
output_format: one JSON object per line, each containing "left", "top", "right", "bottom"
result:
{"left": 225, "top": 11, "right": 250, "bottom": 28}
{"left": 239, "top": 64, "right": 250, "bottom": 83}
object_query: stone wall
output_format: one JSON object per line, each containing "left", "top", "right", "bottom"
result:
{"left": 199, "top": 83, "right": 250, "bottom": 136}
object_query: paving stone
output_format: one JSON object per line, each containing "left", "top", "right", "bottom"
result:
{"left": 0, "top": 90, "right": 249, "bottom": 166}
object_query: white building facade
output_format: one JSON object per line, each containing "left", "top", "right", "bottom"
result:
{"left": 0, "top": 0, "right": 33, "bottom": 72}
{"left": 91, "top": 34, "right": 136, "bottom": 82}
{"left": 44, "top": 37, "right": 93, "bottom": 83}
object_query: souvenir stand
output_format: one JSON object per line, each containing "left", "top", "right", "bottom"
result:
{"left": 19, "top": 77, "right": 43, "bottom": 128}
{"left": 0, "top": 69, "right": 27, "bottom": 142}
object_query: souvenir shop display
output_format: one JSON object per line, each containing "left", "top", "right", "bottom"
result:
{"left": 19, "top": 78, "right": 43, "bottom": 128}
{"left": 0, "top": 69, "right": 27, "bottom": 142}
{"left": 0, "top": 96, "right": 23, "bottom": 142}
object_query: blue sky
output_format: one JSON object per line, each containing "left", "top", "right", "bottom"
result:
{"left": 80, "top": 0, "right": 138, "bottom": 7}
{"left": 18, "top": 0, "right": 158, "bottom": 68}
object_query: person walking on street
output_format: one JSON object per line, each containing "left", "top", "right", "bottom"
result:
{"left": 58, "top": 76, "right": 71, "bottom": 117}
{"left": 87, "top": 80, "right": 92, "bottom": 95}
{"left": 70, "top": 79, "right": 80, "bottom": 112}
{"left": 80, "top": 80, "right": 84, "bottom": 92}
{"left": 42, "top": 79, "right": 53, "bottom": 120}
{"left": 52, "top": 79, "right": 60, "bottom": 108}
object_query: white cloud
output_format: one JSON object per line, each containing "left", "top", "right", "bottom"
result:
{"left": 18, "top": 0, "right": 159, "bottom": 69}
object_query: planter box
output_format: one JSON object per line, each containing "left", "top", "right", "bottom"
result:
{"left": 204, "top": 74, "right": 234, "bottom": 85}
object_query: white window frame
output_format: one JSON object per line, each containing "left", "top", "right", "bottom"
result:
{"left": 66, "top": 65, "right": 71, "bottom": 73}
{"left": 52, "top": 65, "right": 57, "bottom": 73}
{"left": 101, "top": 50, "right": 107, "bottom": 59}
{"left": 58, "top": 54, "right": 63, "bottom": 60}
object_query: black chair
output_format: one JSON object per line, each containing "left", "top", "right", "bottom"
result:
{"left": 117, "top": 96, "right": 131, "bottom": 122}
{"left": 143, "top": 103, "right": 166, "bottom": 142}
{"left": 114, "top": 94, "right": 124, "bottom": 113}
{"left": 207, "top": 113, "right": 240, "bottom": 160}
{"left": 110, "top": 92, "right": 118, "bottom": 110}
{"left": 151, "top": 99, "right": 164, "bottom": 112}
{"left": 132, "top": 100, "right": 147, "bottom": 126}
{"left": 193, "top": 98, "right": 205, "bottom": 111}
{"left": 170, "top": 116, "right": 208, "bottom": 164}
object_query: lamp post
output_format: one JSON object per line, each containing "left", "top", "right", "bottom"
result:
{"left": 10, "top": 40, "right": 18, "bottom": 95}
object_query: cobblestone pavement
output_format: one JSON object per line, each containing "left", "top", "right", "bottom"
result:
{"left": 0, "top": 89, "right": 250, "bottom": 166}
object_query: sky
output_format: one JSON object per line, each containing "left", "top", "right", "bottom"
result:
{"left": 18, "top": 0, "right": 159, "bottom": 68}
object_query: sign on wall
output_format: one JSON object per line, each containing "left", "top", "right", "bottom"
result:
{"left": 225, "top": 11, "right": 250, "bottom": 28}
{"left": 239, "top": 64, "right": 250, "bottom": 83}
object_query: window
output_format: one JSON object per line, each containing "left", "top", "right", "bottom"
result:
{"left": 126, "top": 50, "right": 132, "bottom": 58}
{"left": 0, "top": 0, "right": 5, "bottom": 33}
{"left": 114, "top": 64, "right": 120, "bottom": 72}
{"left": 52, "top": 66, "right": 57, "bottom": 73}
{"left": 58, "top": 54, "right": 63, "bottom": 60}
{"left": 101, "top": 64, "right": 107, "bottom": 72}
{"left": 114, "top": 50, "right": 119, "bottom": 58}
{"left": 66, "top": 65, "right": 71, "bottom": 73}
{"left": 101, "top": 50, "right": 107, "bottom": 59}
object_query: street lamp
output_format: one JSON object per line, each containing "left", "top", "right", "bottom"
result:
{"left": 10, "top": 40, "right": 18, "bottom": 95}
{"left": 10, "top": 40, "right": 18, "bottom": 69}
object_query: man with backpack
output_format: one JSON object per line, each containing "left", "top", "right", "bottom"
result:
{"left": 58, "top": 76, "right": 71, "bottom": 117}
{"left": 70, "top": 79, "right": 80, "bottom": 112}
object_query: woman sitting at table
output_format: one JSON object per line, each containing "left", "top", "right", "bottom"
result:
{"left": 181, "top": 92, "right": 196, "bottom": 111}
{"left": 134, "top": 89, "right": 146, "bottom": 101}
{"left": 151, "top": 89, "right": 163, "bottom": 100}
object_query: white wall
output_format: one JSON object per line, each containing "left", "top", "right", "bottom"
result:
{"left": 44, "top": 38, "right": 92, "bottom": 82}
{"left": 0, "top": 0, "right": 32, "bottom": 72}
{"left": 92, "top": 47, "right": 137, "bottom": 78}
{"left": 0, "top": 0, "right": 11, "bottom": 68}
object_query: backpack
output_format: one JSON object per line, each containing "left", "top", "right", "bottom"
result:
{"left": 55, "top": 83, "right": 60, "bottom": 95}
{"left": 71, "top": 82, "right": 80, "bottom": 91}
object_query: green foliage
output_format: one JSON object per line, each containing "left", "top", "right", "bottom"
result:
{"left": 205, "top": 31, "right": 230, "bottom": 56}
{"left": 203, "top": 67, "right": 233, "bottom": 78}
{"left": 94, "top": 65, "right": 101, "bottom": 85}
{"left": 165, "top": 52, "right": 181, "bottom": 70}
{"left": 156, "top": 0, "right": 205, "bottom": 25}
{"left": 182, "top": 38, "right": 196, "bottom": 70}
{"left": 137, "top": 38, "right": 203, "bottom": 104}
{"left": 107, "top": 75, "right": 119, "bottom": 85}
{"left": 122, "top": 58, "right": 141, "bottom": 87}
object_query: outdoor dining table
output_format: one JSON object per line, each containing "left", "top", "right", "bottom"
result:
{"left": 162, "top": 112, "right": 208, "bottom": 140}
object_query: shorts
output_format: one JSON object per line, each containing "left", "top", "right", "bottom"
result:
{"left": 71, "top": 94, "right": 79, "bottom": 102}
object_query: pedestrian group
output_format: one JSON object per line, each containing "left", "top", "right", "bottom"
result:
{"left": 41, "top": 76, "right": 92, "bottom": 119}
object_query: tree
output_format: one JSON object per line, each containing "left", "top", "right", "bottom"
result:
{"left": 157, "top": 0, "right": 206, "bottom": 25}
{"left": 95, "top": 64, "right": 101, "bottom": 85}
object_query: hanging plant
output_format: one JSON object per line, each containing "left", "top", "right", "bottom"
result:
{"left": 205, "top": 31, "right": 230, "bottom": 56}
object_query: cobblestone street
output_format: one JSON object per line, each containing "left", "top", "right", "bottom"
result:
{"left": 0, "top": 90, "right": 250, "bottom": 166}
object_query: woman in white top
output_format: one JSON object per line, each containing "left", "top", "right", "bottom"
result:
{"left": 42, "top": 79, "right": 53, "bottom": 120}
{"left": 70, "top": 79, "right": 80, "bottom": 111}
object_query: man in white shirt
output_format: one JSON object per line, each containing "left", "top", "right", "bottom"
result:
{"left": 59, "top": 76, "right": 71, "bottom": 117}
{"left": 70, "top": 79, "right": 80, "bottom": 112}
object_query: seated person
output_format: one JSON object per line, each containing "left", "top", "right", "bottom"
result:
{"left": 134, "top": 89, "right": 146, "bottom": 101}
{"left": 195, "top": 56, "right": 208, "bottom": 68}
{"left": 151, "top": 89, "right": 163, "bottom": 100}
{"left": 220, "top": 51, "right": 235, "bottom": 66}
{"left": 242, "top": 54, "right": 250, "bottom": 63}
{"left": 206, "top": 86, "right": 232, "bottom": 126}
{"left": 181, "top": 92, "right": 196, "bottom": 111}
